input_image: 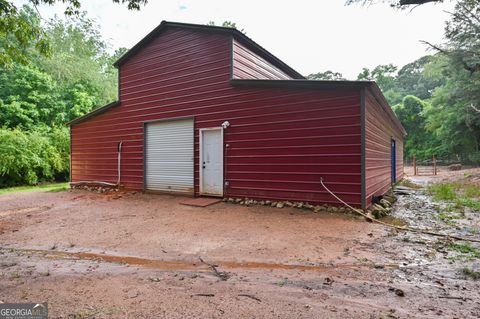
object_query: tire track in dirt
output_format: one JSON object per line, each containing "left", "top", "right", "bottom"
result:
{"left": 2, "top": 247, "right": 400, "bottom": 273}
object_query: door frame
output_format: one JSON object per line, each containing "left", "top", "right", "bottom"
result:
{"left": 199, "top": 127, "right": 224, "bottom": 196}
{"left": 142, "top": 116, "right": 195, "bottom": 193}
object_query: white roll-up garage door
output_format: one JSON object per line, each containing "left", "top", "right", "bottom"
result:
{"left": 145, "top": 118, "right": 194, "bottom": 193}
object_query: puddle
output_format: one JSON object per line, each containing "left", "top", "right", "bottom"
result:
{"left": 6, "top": 248, "right": 399, "bottom": 272}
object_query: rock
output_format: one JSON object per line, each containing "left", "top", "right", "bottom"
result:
{"left": 271, "top": 202, "right": 277, "bottom": 207}
{"left": 365, "top": 211, "right": 375, "bottom": 222}
{"left": 284, "top": 201, "right": 293, "bottom": 207}
{"left": 276, "top": 202, "right": 284, "bottom": 208}
{"left": 313, "top": 206, "right": 322, "bottom": 213}
{"left": 389, "top": 287, "right": 405, "bottom": 297}
{"left": 297, "top": 203, "right": 304, "bottom": 209}
{"left": 265, "top": 200, "right": 271, "bottom": 205}
{"left": 259, "top": 200, "right": 265, "bottom": 205}
{"left": 380, "top": 199, "right": 391, "bottom": 208}
{"left": 383, "top": 194, "right": 396, "bottom": 204}
{"left": 327, "top": 206, "right": 336, "bottom": 213}
{"left": 235, "top": 198, "right": 242, "bottom": 203}
{"left": 228, "top": 198, "right": 235, "bottom": 203}
{"left": 304, "top": 204, "right": 314, "bottom": 210}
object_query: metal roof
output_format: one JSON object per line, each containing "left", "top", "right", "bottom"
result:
{"left": 113, "top": 21, "right": 304, "bottom": 79}
{"left": 67, "top": 101, "right": 119, "bottom": 125}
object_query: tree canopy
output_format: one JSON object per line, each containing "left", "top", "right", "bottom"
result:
{"left": 0, "top": 7, "right": 121, "bottom": 186}
{"left": 0, "top": 0, "right": 146, "bottom": 66}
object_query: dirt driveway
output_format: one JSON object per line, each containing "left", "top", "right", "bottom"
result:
{"left": 1, "top": 171, "right": 479, "bottom": 318}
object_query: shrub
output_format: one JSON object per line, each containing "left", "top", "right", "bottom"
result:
{"left": 0, "top": 128, "right": 70, "bottom": 187}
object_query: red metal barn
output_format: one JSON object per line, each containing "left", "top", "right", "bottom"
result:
{"left": 69, "top": 21, "right": 406, "bottom": 209}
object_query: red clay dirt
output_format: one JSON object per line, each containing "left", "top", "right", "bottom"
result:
{"left": 1, "top": 168, "right": 479, "bottom": 318}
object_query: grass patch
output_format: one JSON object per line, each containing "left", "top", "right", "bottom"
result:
{"left": 460, "top": 267, "right": 480, "bottom": 280}
{"left": 428, "top": 183, "right": 457, "bottom": 201}
{"left": 457, "top": 198, "right": 480, "bottom": 211}
{"left": 428, "top": 182, "right": 480, "bottom": 211}
{"left": 464, "top": 184, "right": 480, "bottom": 198}
{"left": 436, "top": 212, "right": 463, "bottom": 226}
{"left": 448, "top": 242, "right": 480, "bottom": 261}
{"left": 0, "top": 182, "right": 69, "bottom": 195}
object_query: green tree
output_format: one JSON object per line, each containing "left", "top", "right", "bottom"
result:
{"left": 0, "top": 63, "right": 62, "bottom": 128}
{"left": 394, "top": 95, "right": 434, "bottom": 159}
{"left": 307, "top": 71, "right": 346, "bottom": 80}
{"left": 0, "top": 0, "right": 147, "bottom": 67}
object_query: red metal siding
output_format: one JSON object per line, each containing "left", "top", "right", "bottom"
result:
{"left": 232, "top": 39, "right": 293, "bottom": 80}
{"left": 364, "top": 90, "right": 404, "bottom": 207}
{"left": 71, "top": 28, "right": 363, "bottom": 206}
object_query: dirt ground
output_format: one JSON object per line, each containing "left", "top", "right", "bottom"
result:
{"left": 1, "top": 168, "right": 480, "bottom": 318}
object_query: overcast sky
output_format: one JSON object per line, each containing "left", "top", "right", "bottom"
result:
{"left": 29, "top": 0, "right": 455, "bottom": 79}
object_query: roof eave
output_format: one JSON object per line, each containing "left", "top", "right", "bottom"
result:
{"left": 67, "top": 101, "right": 120, "bottom": 126}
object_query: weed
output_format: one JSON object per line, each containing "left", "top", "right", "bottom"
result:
{"left": 10, "top": 272, "right": 21, "bottom": 279}
{"left": 50, "top": 243, "right": 57, "bottom": 250}
{"left": 277, "top": 278, "right": 290, "bottom": 287}
{"left": 444, "top": 202, "right": 464, "bottom": 213}
{"left": 464, "top": 184, "right": 480, "bottom": 198}
{"left": 448, "top": 242, "right": 480, "bottom": 260}
{"left": 460, "top": 267, "right": 480, "bottom": 280}
{"left": 428, "top": 183, "right": 457, "bottom": 201}
{"left": 70, "top": 308, "right": 101, "bottom": 319}
{"left": 104, "top": 307, "right": 124, "bottom": 316}
{"left": 428, "top": 182, "right": 480, "bottom": 211}
{"left": 464, "top": 172, "right": 473, "bottom": 178}
{"left": 437, "top": 212, "right": 463, "bottom": 226}
{"left": 456, "top": 198, "right": 480, "bottom": 211}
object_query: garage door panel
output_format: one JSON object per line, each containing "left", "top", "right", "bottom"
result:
{"left": 145, "top": 119, "right": 194, "bottom": 193}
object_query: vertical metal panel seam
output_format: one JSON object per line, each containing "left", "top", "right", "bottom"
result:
{"left": 360, "top": 87, "right": 366, "bottom": 209}
{"left": 117, "top": 67, "right": 121, "bottom": 101}
{"left": 230, "top": 35, "right": 234, "bottom": 80}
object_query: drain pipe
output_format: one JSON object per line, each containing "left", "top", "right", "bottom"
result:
{"left": 117, "top": 141, "right": 123, "bottom": 186}
{"left": 70, "top": 140, "right": 123, "bottom": 188}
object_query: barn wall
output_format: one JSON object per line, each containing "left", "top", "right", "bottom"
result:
{"left": 71, "top": 28, "right": 363, "bottom": 206}
{"left": 232, "top": 39, "right": 293, "bottom": 80}
{"left": 364, "top": 89, "right": 404, "bottom": 207}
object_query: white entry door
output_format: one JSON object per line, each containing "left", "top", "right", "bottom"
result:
{"left": 200, "top": 128, "right": 223, "bottom": 196}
